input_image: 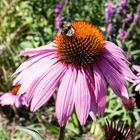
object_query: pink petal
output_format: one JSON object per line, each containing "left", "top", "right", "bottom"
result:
{"left": 15, "top": 94, "right": 28, "bottom": 108}
{"left": 104, "top": 41, "right": 127, "bottom": 61}
{"left": 29, "top": 62, "right": 67, "bottom": 111}
{"left": 135, "top": 83, "right": 140, "bottom": 92}
{"left": 93, "top": 64, "right": 107, "bottom": 116}
{"left": 133, "top": 65, "right": 140, "bottom": 73}
{"left": 20, "top": 42, "right": 57, "bottom": 57}
{"left": 0, "top": 92, "right": 27, "bottom": 108}
{"left": 56, "top": 67, "right": 76, "bottom": 126}
{"left": 98, "top": 57, "right": 129, "bottom": 103}
{"left": 133, "top": 78, "right": 140, "bottom": 86}
{"left": 13, "top": 54, "right": 58, "bottom": 95}
{"left": 85, "top": 68, "right": 96, "bottom": 121}
{"left": 0, "top": 92, "right": 16, "bottom": 106}
{"left": 103, "top": 41, "right": 136, "bottom": 82}
{"left": 14, "top": 97, "right": 22, "bottom": 108}
{"left": 14, "top": 53, "right": 54, "bottom": 74}
{"left": 74, "top": 68, "right": 91, "bottom": 125}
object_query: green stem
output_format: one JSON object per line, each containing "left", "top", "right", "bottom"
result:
{"left": 59, "top": 125, "right": 66, "bottom": 140}
{"left": 129, "top": 111, "right": 135, "bottom": 139}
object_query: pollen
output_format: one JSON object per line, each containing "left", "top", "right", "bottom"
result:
{"left": 55, "top": 21, "right": 104, "bottom": 67}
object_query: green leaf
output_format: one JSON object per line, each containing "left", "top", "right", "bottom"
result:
{"left": 19, "top": 41, "right": 33, "bottom": 49}
{"left": 16, "top": 126, "right": 46, "bottom": 140}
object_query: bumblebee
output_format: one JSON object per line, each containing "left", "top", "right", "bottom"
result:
{"left": 58, "top": 22, "right": 74, "bottom": 37}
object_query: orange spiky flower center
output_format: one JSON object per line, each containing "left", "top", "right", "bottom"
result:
{"left": 11, "top": 85, "right": 20, "bottom": 95}
{"left": 54, "top": 21, "right": 104, "bottom": 67}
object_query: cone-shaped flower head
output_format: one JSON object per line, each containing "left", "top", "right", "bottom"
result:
{"left": 0, "top": 85, "right": 27, "bottom": 108}
{"left": 55, "top": 21, "right": 104, "bottom": 67}
{"left": 14, "top": 21, "right": 136, "bottom": 126}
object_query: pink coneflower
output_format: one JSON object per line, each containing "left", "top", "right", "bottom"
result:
{"left": 14, "top": 21, "right": 136, "bottom": 126}
{"left": 133, "top": 65, "right": 140, "bottom": 93}
{"left": 0, "top": 85, "right": 27, "bottom": 108}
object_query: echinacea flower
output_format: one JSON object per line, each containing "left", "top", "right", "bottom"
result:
{"left": 133, "top": 65, "right": 140, "bottom": 93}
{"left": 14, "top": 21, "right": 136, "bottom": 126}
{"left": 103, "top": 120, "right": 130, "bottom": 140}
{"left": 0, "top": 85, "right": 27, "bottom": 108}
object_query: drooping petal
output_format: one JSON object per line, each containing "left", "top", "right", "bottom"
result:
{"left": 0, "top": 92, "right": 27, "bottom": 108}
{"left": 133, "top": 65, "right": 140, "bottom": 73}
{"left": 15, "top": 94, "right": 28, "bottom": 108}
{"left": 19, "top": 42, "right": 57, "bottom": 57}
{"left": 29, "top": 62, "right": 67, "bottom": 111}
{"left": 56, "top": 67, "right": 76, "bottom": 126}
{"left": 103, "top": 41, "right": 136, "bottom": 82}
{"left": 74, "top": 68, "right": 91, "bottom": 125}
{"left": 132, "top": 64, "right": 140, "bottom": 93}
{"left": 136, "top": 76, "right": 140, "bottom": 83}
{"left": 14, "top": 96, "right": 23, "bottom": 108}
{"left": 135, "top": 83, "right": 140, "bottom": 92}
{"left": 89, "top": 92, "right": 96, "bottom": 121}
{"left": 104, "top": 41, "right": 127, "bottom": 61}
{"left": 93, "top": 63, "right": 107, "bottom": 116}
{"left": 14, "top": 54, "right": 58, "bottom": 95}
{"left": 97, "top": 57, "right": 129, "bottom": 103}
{"left": 13, "top": 54, "right": 56, "bottom": 86}
{"left": 0, "top": 92, "right": 16, "bottom": 106}
{"left": 14, "top": 53, "right": 54, "bottom": 74}
{"left": 85, "top": 67, "right": 96, "bottom": 121}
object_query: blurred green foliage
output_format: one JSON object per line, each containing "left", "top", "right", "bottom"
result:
{"left": 0, "top": 0, "right": 140, "bottom": 140}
